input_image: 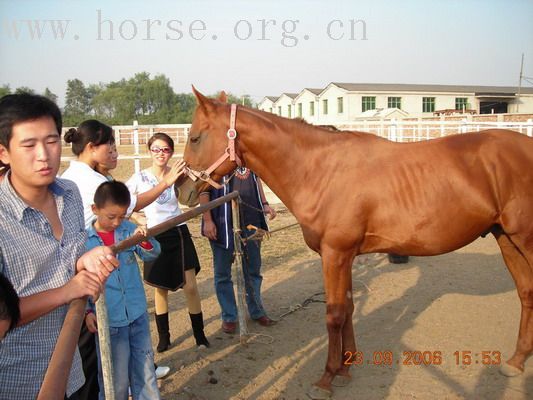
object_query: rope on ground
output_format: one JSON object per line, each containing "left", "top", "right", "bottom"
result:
{"left": 244, "top": 222, "right": 300, "bottom": 242}
{"left": 278, "top": 291, "right": 326, "bottom": 320}
{"left": 353, "top": 279, "right": 371, "bottom": 293}
{"left": 242, "top": 332, "right": 275, "bottom": 345}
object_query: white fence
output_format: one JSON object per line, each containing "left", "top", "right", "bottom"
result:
{"left": 338, "top": 119, "right": 533, "bottom": 142}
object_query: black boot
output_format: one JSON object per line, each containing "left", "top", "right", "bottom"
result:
{"left": 155, "top": 313, "right": 170, "bottom": 353}
{"left": 189, "top": 312, "right": 210, "bottom": 348}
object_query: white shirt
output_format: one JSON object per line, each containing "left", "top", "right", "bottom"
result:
{"left": 126, "top": 169, "right": 183, "bottom": 228}
{"left": 61, "top": 160, "right": 137, "bottom": 228}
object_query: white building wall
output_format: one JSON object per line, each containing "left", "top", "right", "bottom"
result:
{"left": 258, "top": 98, "right": 275, "bottom": 113}
{"left": 344, "top": 92, "right": 481, "bottom": 118}
{"left": 273, "top": 94, "right": 296, "bottom": 118}
{"left": 316, "top": 86, "right": 348, "bottom": 125}
{"left": 509, "top": 95, "right": 533, "bottom": 113}
{"left": 261, "top": 86, "right": 533, "bottom": 124}
{"left": 293, "top": 91, "right": 320, "bottom": 123}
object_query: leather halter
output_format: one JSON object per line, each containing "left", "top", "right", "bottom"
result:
{"left": 184, "top": 103, "right": 242, "bottom": 189}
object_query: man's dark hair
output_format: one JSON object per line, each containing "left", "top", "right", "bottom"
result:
{"left": 64, "top": 119, "right": 114, "bottom": 156}
{"left": 0, "top": 273, "right": 20, "bottom": 332}
{"left": 0, "top": 94, "right": 62, "bottom": 175}
{"left": 94, "top": 180, "right": 131, "bottom": 208}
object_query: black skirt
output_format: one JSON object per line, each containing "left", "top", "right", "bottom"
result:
{"left": 144, "top": 224, "right": 201, "bottom": 291}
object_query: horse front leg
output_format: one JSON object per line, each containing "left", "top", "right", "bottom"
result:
{"left": 308, "top": 248, "right": 355, "bottom": 400}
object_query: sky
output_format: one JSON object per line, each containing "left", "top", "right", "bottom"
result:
{"left": 0, "top": 0, "right": 532, "bottom": 106}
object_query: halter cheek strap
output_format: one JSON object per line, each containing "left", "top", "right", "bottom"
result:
{"left": 185, "top": 104, "right": 242, "bottom": 189}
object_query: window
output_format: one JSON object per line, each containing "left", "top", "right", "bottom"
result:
{"left": 278, "top": 106, "right": 281, "bottom": 115}
{"left": 323, "top": 99, "right": 328, "bottom": 115}
{"left": 362, "top": 96, "right": 376, "bottom": 112}
{"left": 287, "top": 105, "right": 292, "bottom": 118}
{"left": 455, "top": 98, "right": 468, "bottom": 111}
{"left": 297, "top": 103, "right": 302, "bottom": 118}
{"left": 422, "top": 97, "right": 435, "bottom": 113}
{"left": 269, "top": 107, "right": 273, "bottom": 113}
{"left": 309, "top": 101, "right": 315, "bottom": 116}
{"left": 337, "top": 97, "right": 344, "bottom": 113}
{"left": 388, "top": 97, "right": 401, "bottom": 109}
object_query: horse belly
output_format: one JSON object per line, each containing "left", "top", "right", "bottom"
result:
{"left": 360, "top": 211, "right": 495, "bottom": 256}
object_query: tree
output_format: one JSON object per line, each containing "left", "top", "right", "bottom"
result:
{"left": 43, "top": 87, "right": 58, "bottom": 104}
{"left": 63, "top": 79, "right": 90, "bottom": 126}
{"left": 91, "top": 79, "right": 134, "bottom": 124}
{"left": 0, "top": 85, "right": 10, "bottom": 98}
{"left": 14, "top": 86, "right": 35, "bottom": 95}
{"left": 226, "top": 93, "right": 253, "bottom": 107}
{"left": 174, "top": 93, "right": 196, "bottom": 123}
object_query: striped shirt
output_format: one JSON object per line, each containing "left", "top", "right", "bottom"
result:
{"left": 0, "top": 174, "right": 86, "bottom": 399}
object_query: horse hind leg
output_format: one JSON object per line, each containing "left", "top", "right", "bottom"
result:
{"left": 493, "top": 230, "right": 533, "bottom": 376}
{"left": 331, "top": 280, "right": 356, "bottom": 388}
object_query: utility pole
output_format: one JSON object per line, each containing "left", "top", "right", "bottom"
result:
{"left": 517, "top": 53, "right": 524, "bottom": 113}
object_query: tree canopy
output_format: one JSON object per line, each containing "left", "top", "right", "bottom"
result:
{"left": 0, "top": 73, "right": 255, "bottom": 127}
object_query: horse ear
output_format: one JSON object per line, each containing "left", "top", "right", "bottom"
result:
{"left": 218, "top": 91, "right": 228, "bottom": 104}
{"left": 191, "top": 85, "right": 214, "bottom": 113}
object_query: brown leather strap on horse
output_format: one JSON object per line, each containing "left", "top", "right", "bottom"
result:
{"left": 37, "top": 191, "right": 240, "bottom": 400}
{"left": 184, "top": 103, "right": 242, "bottom": 189}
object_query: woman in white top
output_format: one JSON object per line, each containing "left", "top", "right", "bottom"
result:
{"left": 62, "top": 120, "right": 185, "bottom": 229}
{"left": 62, "top": 120, "right": 184, "bottom": 398}
{"left": 127, "top": 132, "right": 209, "bottom": 352}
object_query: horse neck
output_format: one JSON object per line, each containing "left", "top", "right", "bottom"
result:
{"left": 234, "top": 107, "right": 322, "bottom": 211}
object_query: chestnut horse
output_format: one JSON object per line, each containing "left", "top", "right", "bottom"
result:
{"left": 178, "top": 88, "right": 533, "bottom": 399}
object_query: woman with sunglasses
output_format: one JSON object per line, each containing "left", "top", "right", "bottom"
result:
{"left": 126, "top": 132, "right": 209, "bottom": 352}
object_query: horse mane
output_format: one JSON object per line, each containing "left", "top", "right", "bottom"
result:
{"left": 240, "top": 105, "right": 373, "bottom": 140}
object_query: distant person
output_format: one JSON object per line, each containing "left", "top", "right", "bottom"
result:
{"left": 0, "top": 273, "right": 20, "bottom": 342}
{"left": 85, "top": 181, "right": 162, "bottom": 399}
{"left": 127, "top": 132, "right": 210, "bottom": 352}
{"left": 201, "top": 167, "right": 276, "bottom": 334}
{"left": 0, "top": 94, "right": 118, "bottom": 399}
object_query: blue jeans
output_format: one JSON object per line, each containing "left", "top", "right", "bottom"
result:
{"left": 211, "top": 230, "right": 266, "bottom": 322}
{"left": 95, "top": 312, "right": 160, "bottom": 400}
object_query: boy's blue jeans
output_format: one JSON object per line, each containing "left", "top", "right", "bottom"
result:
{"left": 211, "top": 231, "right": 266, "bottom": 322}
{"left": 95, "top": 312, "right": 160, "bottom": 400}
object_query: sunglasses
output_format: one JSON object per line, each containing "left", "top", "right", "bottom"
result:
{"left": 150, "top": 147, "right": 172, "bottom": 154}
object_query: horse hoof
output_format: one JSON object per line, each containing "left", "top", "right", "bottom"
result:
{"left": 307, "top": 385, "right": 332, "bottom": 400}
{"left": 499, "top": 363, "right": 523, "bottom": 377}
{"left": 331, "top": 374, "right": 351, "bottom": 387}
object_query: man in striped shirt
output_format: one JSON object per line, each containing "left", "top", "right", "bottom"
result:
{"left": 0, "top": 94, "right": 119, "bottom": 399}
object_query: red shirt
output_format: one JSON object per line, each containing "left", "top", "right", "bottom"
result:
{"left": 96, "top": 229, "right": 153, "bottom": 249}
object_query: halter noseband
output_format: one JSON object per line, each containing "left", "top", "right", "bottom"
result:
{"left": 184, "top": 103, "right": 242, "bottom": 189}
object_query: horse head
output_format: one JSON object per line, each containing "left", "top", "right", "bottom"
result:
{"left": 178, "top": 87, "right": 239, "bottom": 206}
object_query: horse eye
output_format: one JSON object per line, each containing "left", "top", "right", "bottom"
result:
{"left": 190, "top": 136, "right": 200, "bottom": 144}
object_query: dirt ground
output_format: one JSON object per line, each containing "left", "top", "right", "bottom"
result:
{"left": 139, "top": 207, "right": 533, "bottom": 400}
